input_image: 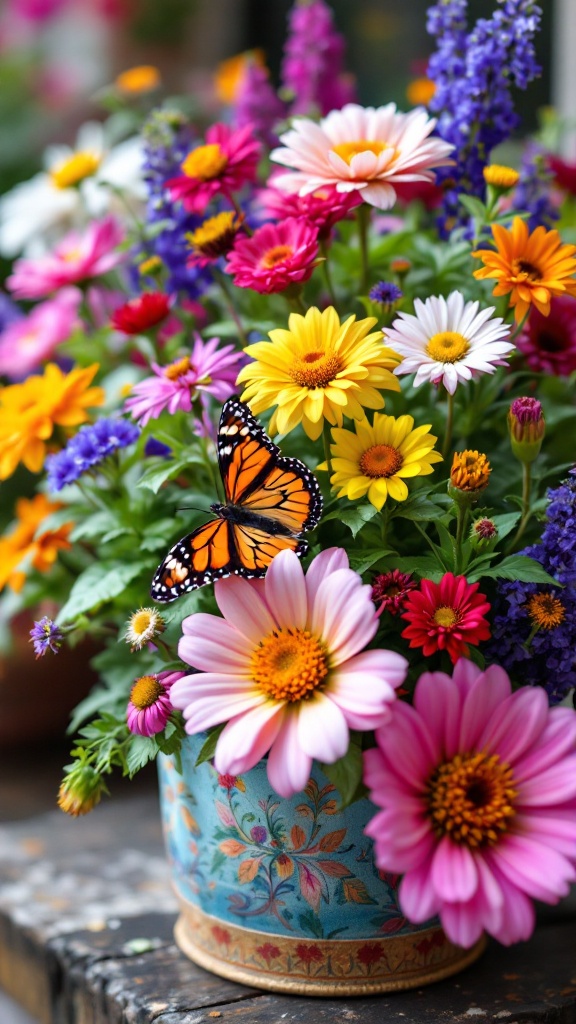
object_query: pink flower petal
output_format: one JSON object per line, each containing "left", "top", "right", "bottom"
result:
{"left": 398, "top": 861, "right": 441, "bottom": 922}
{"left": 375, "top": 702, "right": 437, "bottom": 788}
{"left": 181, "top": 692, "right": 266, "bottom": 732}
{"left": 304, "top": 546, "right": 349, "bottom": 605}
{"left": 431, "top": 836, "right": 479, "bottom": 903}
{"left": 263, "top": 548, "right": 307, "bottom": 630}
{"left": 477, "top": 686, "right": 549, "bottom": 764}
{"left": 214, "top": 701, "right": 285, "bottom": 775}
{"left": 484, "top": 858, "right": 536, "bottom": 944}
{"left": 267, "top": 711, "right": 313, "bottom": 797}
{"left": 439, "top": 899, "right": 485, "bottom": 949}
{"left": 413, "top": 670, "right": 460, "bottom": 761}
{"left": 513, "top": 708, "right": 576, "bottom": 782}
{"left": 214, "top": 575, "right": 277, "bottom": 641}
{"left": 296, "top": 692, "right": 349, "bottom": 762}
{"left": 310, "top": 569, "right": 377, "bottom": 663}
{"left": 459, "top": 663, "right": 512, "bottom": 751}
{"left": 490, "top": 834, "right": 575, "bottom": 901}
{"left": 516, "top": 756, "right": 576, "bottom": 805}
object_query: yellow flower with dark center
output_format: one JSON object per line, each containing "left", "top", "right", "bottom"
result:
{"left": 319, "top": 412, "right": 442, "bottom": 510}
{"left": 450, "top": 450, "right": 491, "bottom": 493}
{"left": 187, "top": 211, "right": 242, "bottom": 261}
{"left": 527, "top": 592, "right": 565, "bottom": 630}
{"left": 50, "top": 152, "right": 101, "bottom": 190}
{"left": 237, "top": 306, "right": 401, "bottom": 441}
{"left": 483, "top": 164, "right": 520, "bottom": 189}
{"left": 0, "top": 494, "right": 73, "bottom": 592}
{"left": 115, "top": 65, "right": 161, "bottom": 94}
{"left": 472, "top": 216, "right": 576, "bottom": 321}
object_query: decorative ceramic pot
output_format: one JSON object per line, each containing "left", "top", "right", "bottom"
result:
{"left": 158, "top": 736, "right": 485, "bottom": 996}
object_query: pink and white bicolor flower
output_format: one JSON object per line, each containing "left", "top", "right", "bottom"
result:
{"left": 171, "top": 547, "right": 407, "bottom": 798}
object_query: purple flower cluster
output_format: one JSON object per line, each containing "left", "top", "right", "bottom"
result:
{"left": 141, "top": 111, "right": 212, "bottom": 298}
{"left": 280, "top": 0, "right": 356, "bottom": 117}
{"left": 513, "top": 143, "right": 559, "bottom": 232}
{"left": 29, "top": 617, "right": 63, "bottom": 658}
{"left": 233, "top": 60, "right": 285, "bottom": 149}
{"left": 487, "top": 471, "right": 576, "bottom": 703}
{"left": 46, "top": 418, "right": 140, "bottom": 491}
{"left": 427, "top": 0, "right": 542, "bottom": 233}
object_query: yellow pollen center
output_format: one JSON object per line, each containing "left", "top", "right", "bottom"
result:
{"left": 164, "top": 356, "right": 192, "bottom": 380}
{"left": 50, "top": 151, "right": 101, "bottom": 189}
{"left": 331, "top": 140, "right": 390, "bottom": 166}
{"left": 131, "top": 610, "right": 155, "bottom": 635}
{"left": 359, "top": 443, "right": 403, "bottom": 478}
{"left": 290, "top": 350, "right": 343, "bottom": 389}
{"left": 512, "top": 259, "right": 541, "bottom": 283}
{"left": 189, "top": 211, "right": 238, "bottom": 250}
{"left": 426, "top": 331, "right": 470, "bottom": 363}
{"left": 426, "top": 750, "right": 517, "bottom": 848}
{"left": 261, "top": 244, "right": 294, "bottom": 269}
{"left": 130, "top": 675, "right": 162, "bottom": 709}
{"left": 527, "top": 592, "right": 565, "bottom": 630}
{"left": 251, "top": 629, "right": 329, "bottom": 703}
{"left": 433, "top": 605, "right": 458, "bottom": 628}
{"left": 181, "top": 143, "right": 228, "bottom": 181}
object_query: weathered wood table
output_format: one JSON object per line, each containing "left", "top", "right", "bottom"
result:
{"left": 0, "top": 773, "right": 575, "bottom": 1024}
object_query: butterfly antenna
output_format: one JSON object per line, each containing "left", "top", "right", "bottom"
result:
{"left": 176, "top": 505, "right": 208, "bottom": 514}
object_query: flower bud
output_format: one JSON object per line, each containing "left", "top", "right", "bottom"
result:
{"left": 508, "top": 397, "right": 545, "bottom": 464}
{"left": 470, "top": 517, "right": 499, "bottom": 552}
{"left": 448, "top": 450, "right": 491, "bottom": 505}
{"left": 483, "top": 164, "right": 520, "bottom": 192}
{"left": 58, "top": 765, "right": 107, "bottom": 817}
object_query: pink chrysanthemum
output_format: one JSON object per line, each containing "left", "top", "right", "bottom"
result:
{"left": 270, "top": 103, "right": 453, "bottom": 210}
{"left": 516, "top": 295, "right": 576, "bottom": 377}
{"left": 364, "top": 658, "right": 576, "bottom": 948}
{"left": 171, "top": 547, "right": 407, "bottom": 798}
{"left": 258, "top": 179, "right": 361, "bottom": 239}
{"left": 7, "top": 217, "right": 124, "bottom": 299}
{"left": 225, "top": 217, "right": 320, "bottom": 294}
{"left": 167, "top": 122, "right": 261, "bottom": 213}
{"left": 0, "top": 288, "right": 80, "bottom": 379}
{"left": 401, "top": 573, "right": 491, "bottom": 664}
{"left": 126, "top": 669, "right": 184, "bottom": 736}
{"left": 124, "top": 334, "right": 244, "bottom": 427}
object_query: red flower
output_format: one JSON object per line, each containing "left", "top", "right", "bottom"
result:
{"left": 225, "top": 217, "right": 319, "bottom": 295}
{"left": 167, "top": 122, "right": 261, "bottom": 213}
{"left": 256, "top": 942, "right": 281, "bottom": 965}
{"left": 372, "top": 569, "right": 417, "bottom": 616}
{"left": 547, "top": 153, "right": 576, "bottom": 197}
{"left": 295, "top": 943, "right": 324, "bottom": 965}
{"left": 516, "top": 296, "right": 576, "bottom": 377}
{"left": 211, "top": 925, "right": 231, "bottom": 946}
{"left": 112, "top": 293, "right": 170, "bottom": 334}
{"left": 401, "top": 572, "right": 491, "bottom": 663}
{"left": 357, "top": 942, "right": 384, "bottom": 967}
{"left": 218, "top": 774, "right": 238, "bottom": 790}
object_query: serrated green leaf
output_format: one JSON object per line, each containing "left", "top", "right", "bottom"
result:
{"left": 348, "top": 548, "right": 395, "bottom": 574}
{"left": 126, "top": 735, "right": 158, "bottom": 775}
{"left": 137, "top": 457, "right": 202, "bottom": 494}
{"left": 322, "top": 503, "right": 378, "bottom": 538}
{"left": 468, "top": 554, "right": 560, "bottom": 585}
{"left": 320, "top": 740, "right": 364, "bottom": 809}
{"left": 56, "top": 560, "right": 148, "bottom": 623}
{"left": 392, "top": 554, "right": 445, "bottom": 580}
{"left": 490, "top": 512, "right": 521, "bottom": 541}
{"left": 393, "top": 496, "right": 447, "bottom": 522}
{"left": 70, "top": 510, "right": 119, "bottom": 542}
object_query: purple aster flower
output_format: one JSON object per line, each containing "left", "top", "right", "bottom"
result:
{"left": 280, "top": 0, "right": 357, "bottom": 117}
{"left": 29, "top": 617, "right": 63, "bottom": 658}
{"left": 46, "top": 418, "right": 140, "bottom": 491}
{"left": 369, "top": 281, "right": 403, "bottom": 306}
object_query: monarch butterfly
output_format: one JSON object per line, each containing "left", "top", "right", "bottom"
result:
{"left": 150, "top": 396, "right": 323, "bottom": 602}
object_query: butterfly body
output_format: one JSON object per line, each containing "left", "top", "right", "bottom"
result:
{"left": 151, "top": 397, "right": 323, "bottom": 602}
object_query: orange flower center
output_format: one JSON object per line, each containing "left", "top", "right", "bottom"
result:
{"left": 181, "top": 143, "right": 228, "bottom": 181}
{"left": 164, "top": 356, "right": 192, "bottom": 380}
{"left": 527, "top": 592, "right": 565, "bottom": 630}
{"left": 433, "top": 605, "right": 459, "bottom": 628}
{"left": 426, "top": 750, "right": 517, "bottom": 847}
{"left": 50, "top": 151, "right": 101, "bottom": 189}
{"left": 512, "top": 259, "right": 542, "bottom": 283}
{"left": 331, "top": 140, "right": 392, "bottom": 165}
{"left": 426, "top": 331, "right": 470, "bottom": 364}
{"left": 251, "top": 629, "right": 329, "bottom": 703}
{"left": 130, "top": 674, "right": 162, "bottom": 709}
{"left": 359, "top": 443, "right": 403, "bottom": 478}
{"left": 290, "top": 350, "right": 343, "bottom": 389}
{"left": 260, "top": 244, "right": 294, "bottom": 269}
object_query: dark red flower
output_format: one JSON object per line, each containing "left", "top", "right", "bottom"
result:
{"left": 372, "top": 569, "right": 417, "bottom": 616}
{"left": 217, "top": 774, "right": 238, "bottom": 790}
{"left": 401, "top": 572, "right": 491, "bottom": 664}
{"left": 295, "top": 943, "right": 323, "bottom": 965}
{"left": 547, "top": 154, "right": 576, "bottom": 197}
{"left": 357, "top": 942, "right": 385, "bottom": 967}
{"left": 516, "top": 296, "right": 576, "bottom": 377}
{"left": 111, "top": 292, "right": 170, "bottom": 334}
{"left": 211, "top": 925, "right": 231, "bottom": 945}
{"left": 256, "top": 942, "right": 281, "bottom": 964}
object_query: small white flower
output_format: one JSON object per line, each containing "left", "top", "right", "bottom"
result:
{"left": 384, "top": 291, "right": 515, "bottom": 395}
{"left": 125, "top": 607, "right": 165, "bottom": 651}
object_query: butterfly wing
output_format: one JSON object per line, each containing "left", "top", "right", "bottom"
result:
{"left": 230, "top": 521, "right": 308, "bottom": 573}
{"left": 218, "top": 397, "right": 323, "bottom": 534}
{"left": 150, "top": 519, "right": 234, "bottom": 601}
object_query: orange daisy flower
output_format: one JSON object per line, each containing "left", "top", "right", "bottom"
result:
{"left": 472, "top": 216, "right": 576, "bottom": 322}
{"left": 0, "top": 494, "right": 73, "bottom": 592}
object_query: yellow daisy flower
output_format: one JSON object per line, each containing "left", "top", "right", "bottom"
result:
{"left": 472, "top": 216, "right": 576, "bottom": 321}
{"left": 319, "top": 413, "right": 442, "bottom": 510}
{"left": 237, "top": 306, "right": 401, "bottom": 441}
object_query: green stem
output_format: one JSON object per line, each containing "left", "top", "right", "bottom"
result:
{"left": 285, "top": 289, "right": 307, "bottom": 314}
{"left": 507, "top": 308, "right": 530, "bottom": 345}
{"left": 506, "top": 461, "right": 532, "bottom": 553}
{"left": 320, "top": 240, "right": 338, "bottom": 308}
{"left": 455, "top": 505, "right": 469, "bottom": 574}
{"left": 322, "top": 419, "right": 333, "bottom": 477}
{"left": 442, "top": 389, "right": 455, "bottom": 461}
{"left": 213, "top": 268, "right": 248, "bottom": 346}
{"left": 356, "top": 204, "right": 370, "bottom": 295}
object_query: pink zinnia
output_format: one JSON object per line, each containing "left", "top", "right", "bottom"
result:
{"left": 401, "top": 573, "right": 491, "bottom": 664}
{"left": 225, "top": 217, "right": 319, "bottom": 294}
{"left": 167, "top": 123, "right": 261, "bottom": 214}
{"left": 258, "top": 179, "right": 361, "bottom": 239}
{"left": 7, "top": 217, "right": 124, "bottom": 299}
{"left": 124, "top": 334, "right": 245, "bottom": 427}
{"left": 516, "top": 295, "right": 576, "bottom": 377}
{"left": 364, "top": 658, "right": 576, "bottom": 947}
{"left": 171, "top": 547, "right": 407, "bottom": 798}
{"left": 0, "top": 288, "right": 80, "bottom": 378}
{"left": 126, "top": 669, "right": 184, "bottom": 736}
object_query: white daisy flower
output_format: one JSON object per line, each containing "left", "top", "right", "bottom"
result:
{"left": 0, "top": 122, "right": 145, "bottom": 257}
{"left": 124, "top": 607, "right": 166, "bottom": 652}
{"left": 270, "top": 102, "right": 454, "bottom": 210}
{"left": 383, "top": 291, "right": 515, "bottom": 395}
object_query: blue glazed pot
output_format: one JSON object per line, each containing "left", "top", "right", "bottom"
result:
{"left": 158, "top": 735, "right": 485, "bottom": 995}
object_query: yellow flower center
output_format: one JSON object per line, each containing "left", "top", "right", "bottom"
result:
{"left": 426, "top": 331, "right": 470, "bottom": 364}
{"left": 181, "top": 143, "right": 228, "bottom": 181}
{"left": 130, "top": 609, "right": 156, "bottom": 636}
{"left": 426, "top": 751, "right": 517, "bottom": 848}
{"left": 331, "top": 140, "right": 390, "bottom": 165}
{"left": 483, "top": 164, "right": 520, "bottom": 189}
{"left": 189, "top": 211, "right": 238, "bottom": 251}
{"left": 290, "top": 350, "right": 343, "bottom": 389}
{"left": 433, "top": 605, "right": 458, "bottom": 628}
{"left": 359, "top": 443, "right": 403, "bottom": 478}
{"left": 260, "top": 244, "right": 294, "bottom": 269}
{"left": 130, "top": 674, "right": 162, "bottom": 709}
{"left": 527, "top": 592, "right": 565, "bottom": 630}
{"left": 450, "top": 450, "right": 491, "bottom": 493}
{"left": 512, "top": 259, "right": 542, "bottom": 283}
{"left": 251, "top": 629, "right": 329, "bottom": 703}
{"left": 115, "top": 65, "right": 160, "bottom": 94}
{"left": 164, "top": 356, "right": 192, "bottom": 380}
{"left": 50, "top": 151, "right": 101, "bottom": 189}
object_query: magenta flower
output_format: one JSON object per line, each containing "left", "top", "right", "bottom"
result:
{"left": 225, "top": 217, "right": 319, "bottom": 294}
{"left": 171, "top": 547, "right": 407, "bottom": 798}
{"left": 364, "top": 658, "right": 576, "bottom": 948}
{"left": 167, "top": 123, "right": 261, "bottom": 214}
{"left": 0, "top": 288, "right": 80, "bottom": 379}
{"left": 126, "top": 669, "right": 185, "bottom": 737}
{"left": 7, "top": 217, "right": 125, "bottom": 300}
{"left": 124, "top": 334, "right": 245, "bottom": 427}
{"left": 258, "top": 178, "right": 361, "bottom": 239}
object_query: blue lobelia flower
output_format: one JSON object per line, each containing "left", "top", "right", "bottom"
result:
{"left": 46, "top": 418, "right": 140, "bottom": 492}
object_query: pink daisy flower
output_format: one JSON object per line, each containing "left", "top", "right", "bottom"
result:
{"left": 0, "top": 288, "right": 80, "bottom": 379}
{"left": 124, "top": 334, "right": 245, "bottom": 427}
{"left": 364, "top": 658, "right": 576, "bottom": 948}
{"left": 7, "top": 216, "right": 124, "bottom": 299}
{"left": 167, "top": 123, "right": 261, "bottom": 213}
{"left": 270, "top": 103, "right": 454, "bottom": 210}
{"left": 258, "top": 179, "right": 361, "bottom": 239}
{"left": 126, "top": 669, "right": 185, "bottom": 736}
{"left": 401, "top": 572, "right": 491, "bottom": 664}
{"left": 225, "top": 217, "right": 320, "bottom": 294}
{"left": 171, "top": 547, "right": 407, "bottom": 798}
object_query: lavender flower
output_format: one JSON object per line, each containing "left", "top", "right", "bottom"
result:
{"left": 280, "top": 0, "right": 356, "bottom": 117}
{"left": 30, "top": 617, "right": 63, "bottom": 658}
{"left": 46, "top": 418, "right": 140, "bottom": 491}
{"left": 512, "top": 143, "right": 559, "bottom": 232}
{"left": 427, "top": 0, "right": 542, "bottom": 233}
{"left": 369, "top": 281, "right": 403, "bottom": 306}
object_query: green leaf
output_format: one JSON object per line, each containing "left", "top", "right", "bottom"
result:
{"left": 468, "top": 554, "right": 560, "bottom": 585}
{"left": 393, "top": 496, "right": 447, "bottom": 522}
{"left": 137, "top": 457, "right": 202, "bottom": 494}
{"left": 126, "top": 735, "right": 158, "bottom": 775}
{"left": 320, "top": 740, "right": 364, "bottom": 810}
{"left": 56, "top": 560, "right": 148, "bottom": 623}
{"left": 459, "top": 195, "right": 488, "bottom": 221}
{"left": 392, "top": 554, "right": 445, "bottom": 580}
{"left": 70, "top": 510, "right": 119, "bottom": 542}
{"left": 322, "top": 503, "right": 378, "bottom": 538}
{"left": 195, "top": 723, "right": 226, "bottom": 766}
{"left": 491, "top": 512, "right": 521, "bottom": 541}
{"left": 348, "top": 548, "right": 395, "bottom": 574}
